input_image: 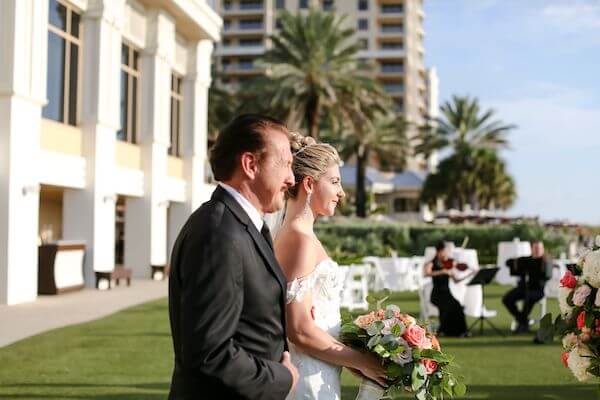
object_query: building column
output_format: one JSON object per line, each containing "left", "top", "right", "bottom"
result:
{"left": 62, "top": 0, "right": 124, "bottom": 286}
{"left": 0, "top": 0, "right": 47, "bottom": 304}
{"left": 125, "top": 10, "right": 174, "bottom": 278}
{"left": 168, "top": 40, "right": 215, "bottom": 253}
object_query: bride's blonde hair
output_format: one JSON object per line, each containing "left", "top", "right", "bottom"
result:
{"left": 287, "top": 132, "right": 341, "bottom": 199}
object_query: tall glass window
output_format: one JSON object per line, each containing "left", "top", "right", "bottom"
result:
{"left": 169, "top": 73, "right": 183, "bottom": 157}
{"left": 118, "top": 42, "right": 141, "bottom": 143}
{"left": 43, "top": 0, "right": 82, "bottom": 126}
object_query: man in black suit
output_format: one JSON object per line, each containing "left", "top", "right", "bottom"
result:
{"left": 503, "top": 240, "right": 552, "bottom": 334}
{"left": 168, "top": 114, "right": 298, "bottom": 399}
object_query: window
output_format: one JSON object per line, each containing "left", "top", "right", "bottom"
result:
{"left": 275, "top": 17, "right": 283, "bottom": 29}
{"left": 223, "top": 0, "right": 233, "bottom": 10}
{"left": 276, "top": 0, "right": 285, "bottom": 8}
{"left": 299, "top": 0, "right": 308, "bottom": 9}
{"left": 381, "top": 4, "right": 403, "bottom": 13}
{"left": 239, "top": 59, "right": 254, "bottom": 70}
{"left": 240, "top": 0, "right": 263, "bottom": 10}
{"left": 358, "top": 18, "right": 368, "bottom": 30}
{"left": 380, "top": 41, "right": 403, "bottom": 49}
{"left": 358, "top": 0, "right": 368, "bottom": 11}
{"left": 394, "top": 198, "right": 419, "bottom": 212}
{"left": 223, "top": 19, "right": 232, "bottom": 30}
{"left": 118, "top": 43, "right": 141, "bottom": 143}
{"left": 359, "top": 38, "right": 368, "bottom": 50}
{"left": 239, "top": 38, "right": 262, "bottom": 47}
{"left": 393, "top": 99, "right": 404, "bottom": 113}
{"left": 322, "top": 0, "right": 334, "bottom": 11}
{"left": 380, "top": 62, "right": 403, "bottom": 73}
{"left": 239, "top": 19, "right": 263, "bottom": 30}
{"left": 381, "top": 23, "right": 404, "bottom": 33}
{"left": 169, "top": 73, "right": 183, "bottom": 157}
{"left": 43, "top": 0, "right": 82, "bottom": 126}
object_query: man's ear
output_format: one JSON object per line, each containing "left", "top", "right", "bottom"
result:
{"left": 240, "top": 152, "right": 259, "bottom": 180}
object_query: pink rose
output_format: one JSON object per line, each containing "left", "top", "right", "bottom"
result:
{"left": 402, "top": 325, "right": 428, "bottom": 348}
{"left": 560, "top": 271, "right": 577, "bottom": 289}
{"left": 421, "top": 358, "right": 438, "bottom": 375}
{"left": 561, "top": 352, "right": 569, "bottom": 368}
{"left": 573, "top": 285, "right": 592, "bottom": 307}
{"left": 595, "top": 290, "right": 600, "bottom": 307}
{"left": 354, "top": 312, "right": 376, "bottom": 329}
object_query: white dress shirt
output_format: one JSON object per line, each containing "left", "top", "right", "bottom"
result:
{"left": 219, "top": 183, "right": 264, "bottom": 232}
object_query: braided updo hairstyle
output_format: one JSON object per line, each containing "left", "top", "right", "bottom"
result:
{"left": 287, "top": 132, "right": 341, "bottom": 199}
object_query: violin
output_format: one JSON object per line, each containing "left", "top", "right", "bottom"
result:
{"left": 442, "top": 258, "right": 469, "bottom": 271}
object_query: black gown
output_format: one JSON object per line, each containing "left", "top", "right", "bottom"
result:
{"left": 430, "top": 256, "right": 468, "bottom": 336}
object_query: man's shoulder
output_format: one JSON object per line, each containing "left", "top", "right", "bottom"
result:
{"left": 186, "top": 198, "right": 246, "bottom": 239}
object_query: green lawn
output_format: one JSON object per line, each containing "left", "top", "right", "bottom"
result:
{"left": 0, "top": 284, "right": 597, "bottom": 399}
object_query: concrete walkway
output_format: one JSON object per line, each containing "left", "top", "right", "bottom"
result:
{"left": 0, "top": 279, "right": 168, "bottom": 348}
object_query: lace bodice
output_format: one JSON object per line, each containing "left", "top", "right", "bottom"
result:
{"left": 286, "top": 258, "right": 345, "bottom": 336}
{"left": 285, "top": 258, "right": 345, "bottom": 400}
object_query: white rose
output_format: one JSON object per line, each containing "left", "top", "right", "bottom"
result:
{"left": 595, "top": 235, "right": 600, "bottom": 248}
{"left": 381, "top": 318, "right": 405, "bottom": 336}
{"left": 562, "top": 333, "right": 578, "bottom": 350}
{"left": 582, "top": 250, "right": 600, "bottom": 288}
{"left": 568, "top": 344, "right": 595, "bottom": 382}
{"left": 558, "top": 286, "right": 574, "bottom": 317}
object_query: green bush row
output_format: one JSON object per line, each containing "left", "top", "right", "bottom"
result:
{"left": 315, "top": 221, "right": 570, "bottom": 265}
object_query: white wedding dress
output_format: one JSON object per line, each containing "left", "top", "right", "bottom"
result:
{"left": 286, "top": 258, "right": 346, "bottom": 400}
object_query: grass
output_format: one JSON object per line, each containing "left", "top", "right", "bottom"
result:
{"left": 0, "top": 284, "right": 597, "bottom": 399}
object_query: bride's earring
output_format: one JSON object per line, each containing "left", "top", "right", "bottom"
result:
{"left": 300, "top": 192, "right": 312, "bottom": 219}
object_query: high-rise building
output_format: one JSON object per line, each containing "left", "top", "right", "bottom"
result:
{"left": 213, "top": 0, "right": 430, "bottom": 128}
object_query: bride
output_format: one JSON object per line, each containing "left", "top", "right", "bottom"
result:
{"left": 273, "top": 133, "right": 387, "bottom": 400}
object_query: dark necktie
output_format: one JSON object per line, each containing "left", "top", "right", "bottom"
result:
{"left": 261, "top": 223, "right": 274, "bottom": 249}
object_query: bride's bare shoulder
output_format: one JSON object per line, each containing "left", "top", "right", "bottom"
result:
{"left": 274, "top": 227, "right": 318, "bottom": 279}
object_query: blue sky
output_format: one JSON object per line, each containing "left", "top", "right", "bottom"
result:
{"left": 424, "top": 0, "right": 600, "bottom": 224}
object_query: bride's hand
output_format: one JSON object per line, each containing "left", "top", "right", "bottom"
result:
{"left": 356, "top": 353, "right": 388, "bottom": 387}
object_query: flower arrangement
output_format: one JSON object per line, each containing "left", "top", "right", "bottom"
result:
{"left": 340, "top": 291, "right": 466, "bottom": 400}
{"left": 540, "top": 236, "right": 600, "bottom": 382}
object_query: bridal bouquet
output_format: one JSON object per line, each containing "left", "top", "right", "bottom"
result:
{"left": 539, "top": 236, "right": 600, "bottom": 382}
{"left": 340, "top": 291, "right": 466, "bottom": 400}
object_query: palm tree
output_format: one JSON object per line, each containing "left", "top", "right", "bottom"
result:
{"left": 417, "top": 95, "right": 514, "bottom": 158}
{"left": 243, "top": 10, "right": 368, "bottom": 138}
{"left": 329, "top": 110, "right": 411, "bottom": 217}
{"left": 420, "top": 148, "right": 516, "bottom": 211}
{"left": 208, "top": 83, "right": 237, "bottom": 142}
{"left": 417, "top": 95, "right": 516, "bottom": 210}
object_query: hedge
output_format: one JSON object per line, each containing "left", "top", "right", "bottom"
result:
{"left": 314, "top": 221, "right": 571, "bottom": 265}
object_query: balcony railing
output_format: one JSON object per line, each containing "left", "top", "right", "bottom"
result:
{"left": 240, "top": 1, "right": 263, "bottom": 10}
{"left": 383, "top": 83, "right": 404, "bottom": 93}
{"left": 381, "top": 25, "right": 404, "bottom": 33}
{"left": 380, "top": 64, "right": 404, "bottom": 73}
{"left": 380, "top": 42, "right": 403, "bottom": 50}
{"left": 381, "top": 5, "right": 404, "bottom": 13}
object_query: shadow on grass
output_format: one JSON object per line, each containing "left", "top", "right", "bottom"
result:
{"left": 343, "top": 384, "right": 598, "bottom": 400}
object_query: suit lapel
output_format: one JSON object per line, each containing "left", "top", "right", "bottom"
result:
{"left": 246, "top": 224, "right": 288, "bottom": 292}
{"left": 213, "top": 186, "right": 288, "bottom": 293}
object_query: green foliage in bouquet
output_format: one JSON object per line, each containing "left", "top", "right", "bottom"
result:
{"left": 340, "top": 291, "right": 466, "bottom": 400}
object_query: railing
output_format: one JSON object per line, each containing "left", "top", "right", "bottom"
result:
{"left": 381, "top": 5, "right": 403, "bottom": 13}
{"left": 381, "top": 24, "right": 404, "bottom": 33}
{"left": 380, "top": 64, "right": 404, "bottom": 73}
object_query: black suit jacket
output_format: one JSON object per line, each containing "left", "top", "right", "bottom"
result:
{"left": 168, "top": 186, "right": 292, "bottom": 399}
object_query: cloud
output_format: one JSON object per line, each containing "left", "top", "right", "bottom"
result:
{"left": 542, "top": 1, "right": 600, "bottom": 32}
{"left": 485, "top": 84, "right": 600, "bottom": 224}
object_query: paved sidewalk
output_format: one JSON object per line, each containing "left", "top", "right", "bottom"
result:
{"left": 0, "top": 279, "right": 168, "bottom": 348}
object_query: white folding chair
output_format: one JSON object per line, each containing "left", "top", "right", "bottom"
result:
{"left": 340, "top": 264, "right": 369, "bottom": 311}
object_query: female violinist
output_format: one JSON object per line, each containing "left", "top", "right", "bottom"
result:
{"left": 424, "top": 241, "right": 469, "bottom": 337}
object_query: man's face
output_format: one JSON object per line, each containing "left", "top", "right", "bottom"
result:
{"left": 532, "top": 242, "right": 545, "bottom": 258}
{"left": 254, "top": 129, "right": 295, "bottom": 214}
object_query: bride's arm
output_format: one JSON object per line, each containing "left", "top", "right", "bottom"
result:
{"left": 276, "top": 236, "right": 387, "bottom": 386}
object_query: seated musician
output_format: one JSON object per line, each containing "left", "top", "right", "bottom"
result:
{"left": 424, "top": 242, "right": 469, "bottom": 337}
{"left": 502, "top": 240, "right": 552, "bottom": 334}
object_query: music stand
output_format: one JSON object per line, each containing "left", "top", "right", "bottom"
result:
{"left": 466, "top": 267, "right": 504, "bottom": 336}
